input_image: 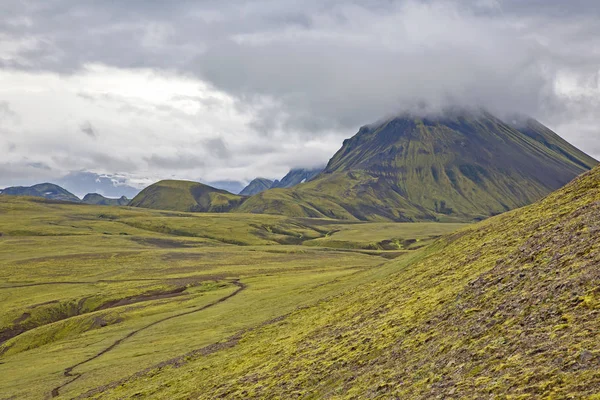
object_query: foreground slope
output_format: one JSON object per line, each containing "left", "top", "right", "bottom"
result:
{"left": 240, "top": 112, "right": 596, "bottom": 221}
{"left": 104, "top": 166, "right": 600, "bottom": 399}
{"left": 129, "top": 180, "right": 246, "bottom": 212}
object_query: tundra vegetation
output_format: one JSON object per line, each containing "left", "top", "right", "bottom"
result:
{"left": 0, "top": 196, "right": 463, "bottom": 399}
{"left": 93, "top": 166, "right": 600, "bottom": 399}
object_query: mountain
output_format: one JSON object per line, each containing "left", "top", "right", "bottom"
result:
{"left": 239, "top": 178, "right": 274, "bottom": 196}
{"left": 57, "top": 171, "right": 140, "bottom": 199}
{"left": 239, "top": 112, "right": 597, "bottom": 221}
{"left": 81, "top": 193, "right": 130, "bottom": 206}
{"left": 203, "top": 180, "right": 246, "bottom": 195}
{"left": 270, "top": 167, "right": 323, "bottom": 189}
{"left": 129, "top": 180, "right": 246, "bottom": 212}
{"left": 0, "top": 183, "right": 80, "bottom": 203}
{"left": 109, "top": 165, "right": 600, "bottom": 399}
{"left": 240, "top": 169, "right": 324, "bottom": 197}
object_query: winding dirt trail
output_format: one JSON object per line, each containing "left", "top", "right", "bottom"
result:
{"left": 50, "top": 279, "right": 246, "bottom": 398}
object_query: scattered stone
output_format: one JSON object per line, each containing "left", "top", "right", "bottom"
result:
{"left": 580, "top": 350, "right": 593, "bottom": 364}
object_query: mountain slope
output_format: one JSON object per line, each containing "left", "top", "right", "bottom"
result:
{"left": 103, "top": 165, "right": 600, "bottom": 399}
{"left": 129, "top": 180, "right": 246, "bottom": 212}
{"left": 239, "top": 178, "right": 274, "bottom": 196}
{"left": 271, "top": 168, "right": 323, "bottom": 189}
{"left": 81, "top": 193, "right": 129, "bottom": 206}
{"left": 0, "top": 183, "right": 80, "bottom": 203}
{"left": 239, "top": 112, "right": 597, "bottom": 221}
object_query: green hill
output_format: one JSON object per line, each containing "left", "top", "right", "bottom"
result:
{"left": 239, "top": 112, "right": 597, "bottom": 222}
{"left": 81, "top": 193, "right": 130, "bottom": 206}
{"left": 0, "top": 183, "right": 80, "bottom": 203}
{"left": 129, "top": 180, "right": 246, "bottom": 212}
{"left": 101, "top": 165, "right": 600, "bottom": 399}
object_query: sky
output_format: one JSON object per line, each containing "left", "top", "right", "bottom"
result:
{"left": 0, "top": 0, "right": 599, "bottom": 195}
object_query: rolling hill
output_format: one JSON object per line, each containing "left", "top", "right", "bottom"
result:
{"left": 129, "top": 180, "right": 246, "bottom": 212}
{"left": 98, "top": 164, "right": 600, "bottom": 399}
{"left": 239, "top": 112, "right": 597, "bottom": 221}
{"left": 81, "top": 193, "right": 130, "bottom": 206}
{"left": 0, "top": 183, "right": 80, "bottom": 203}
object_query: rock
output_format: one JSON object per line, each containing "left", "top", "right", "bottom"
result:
{"left": 579, "top": 350, "right": 593, "bottom": 364}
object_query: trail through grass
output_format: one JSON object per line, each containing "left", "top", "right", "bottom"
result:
{"left": 0, "top": 196, "right": 466, "bottom": 399}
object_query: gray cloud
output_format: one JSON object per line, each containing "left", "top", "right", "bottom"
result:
{"left": 0, "top": 0, "right": 598, "bottom": 187}
{"left": 204, "top": 137, "right": 230, "bottom": 159}
{"left": 144, "top": 152, "right": 205, "bottom": 170}
{"left": 0, "top": 101, "right": 18, "bottom": 122}
{"left": 0, "top": 160, "right": 57, "bottom": 187}
{"left": 80, "top": 121, "right": 96, "bottom": 138}
{"left": 57, "top": 171, "right": 140, "bottom": 198}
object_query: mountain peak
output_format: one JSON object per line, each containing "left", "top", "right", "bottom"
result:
{"left": 242, "top": 112, "right": 597, "bottom": 222}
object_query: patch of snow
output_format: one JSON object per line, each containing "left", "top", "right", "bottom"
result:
{"left": 300, "top": 178, "right": 307, "bottom": 183}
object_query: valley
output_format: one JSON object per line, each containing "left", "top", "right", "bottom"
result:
{"left": 0, "top": 196, "right": 464, "bottom": 399}
{"left": 82, "top": 164, "right": 600, "bottom": 399}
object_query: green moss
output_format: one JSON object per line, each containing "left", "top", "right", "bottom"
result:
{"left": 100, "top": 166, "right": 600, "bottom": 399}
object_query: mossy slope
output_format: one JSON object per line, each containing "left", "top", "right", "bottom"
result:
{"left": 129, "top": 180, "right": 246, "bottom": 212}
{"left": 106, "top": 166, "right": 600, "bottom": 399}
{"left": 239, "top": 112, "right": 597, "bottom": 221}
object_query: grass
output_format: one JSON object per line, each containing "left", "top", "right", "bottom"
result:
{"left": 0, "top": 195, "right": 465, "bottom": 399}
{"left": 94, "top": 166, "right": 600, "bottom": 399}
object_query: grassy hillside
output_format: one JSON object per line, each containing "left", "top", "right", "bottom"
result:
{"left": 129, "top": 180, "right": 246, "bottom": 213}
{"left": 240, "top": 113, "right": 597, "bottom": 222}
{"left": 0, "top": 196, "right": 465, "bottom": 399}
{"left": 100, "top": 166, "right": 600, "bottom": 399}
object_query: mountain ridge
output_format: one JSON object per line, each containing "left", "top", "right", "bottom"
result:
{"left": 0, "top": 183, "right": 80, "bottom": 203}
{"left": 239, "top": 178, "right": 274, "bottom": 196}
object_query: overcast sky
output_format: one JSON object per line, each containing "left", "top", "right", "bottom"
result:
{"left": 0, "top": 0, "right": 599, "bottom": 193}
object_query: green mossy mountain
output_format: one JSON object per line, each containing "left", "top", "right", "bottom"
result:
{"left": 81, "top": 193, "right": 130, "bottom": 206}
{"left": 239, "top": 112, "right": 597, "bottom": 221}
{"left": 0, "top": 183, "right": 80, "bottom": 203}
{"left": 239, "top": 178, "right": 274, "bottom": 196}
{"left": 129, "top": 180, "right": 246, "bottom": 212}
{"left": 104, "top": 165, "right": 600, "bottom": 399}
